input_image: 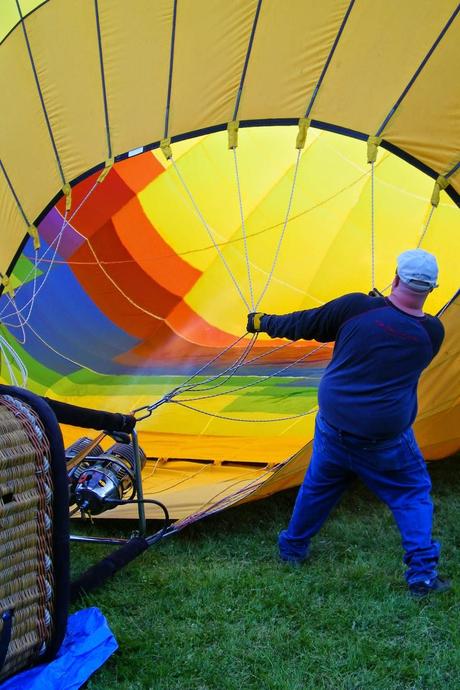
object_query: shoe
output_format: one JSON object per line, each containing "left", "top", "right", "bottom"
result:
{"left": 409, "top": 576, "right": 452, "bottom": 598}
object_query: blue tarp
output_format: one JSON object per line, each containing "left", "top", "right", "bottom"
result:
{"left": 0, "top": 607, "right": 117, "bottom": 690}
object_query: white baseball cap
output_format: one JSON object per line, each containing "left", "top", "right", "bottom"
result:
{"left": 396, "top": 249, "right": 439, "bottom": 292}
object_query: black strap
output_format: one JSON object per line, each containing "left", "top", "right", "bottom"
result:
{"left": 70, "top": 536, "right": 149, "bottom": 602}
{"left": 43, "top": 397, "right": 135, "bottom": 433}
{"left": 0, "top": 610, "right": 14, "bottom": 672}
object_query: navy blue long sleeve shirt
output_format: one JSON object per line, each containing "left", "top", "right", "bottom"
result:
{"left": 260, "top": 293, "right": 444, "bottom": 439}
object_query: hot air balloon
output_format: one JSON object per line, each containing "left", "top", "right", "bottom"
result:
{"left": 0, "top": 0, "right": 459, "bottom": 528}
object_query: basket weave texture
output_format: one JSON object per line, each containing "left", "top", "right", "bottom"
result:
{"left": 0, "top": 396, "right": 54, "bottom": 681}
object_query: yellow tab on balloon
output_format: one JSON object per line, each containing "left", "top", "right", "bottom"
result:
{"left": 62, "top": 183, "right": 72, "bottom": 211}
{"left": 227, "top": 120, "right": 239, "bottom": 149}
{"left": 160, "top": 138, "right": 172, "bottom": 160}
{"left": 97, "top": 158, "right": 114, "bottom": 183}
{"left": 367, "top": 135, "right": 382, "bottom": 164}
{"left": 28, "top": 224, "right": 40, "bottom": 251}
{"left": 430, "top": 174, "right": 449, "bottom": 207}
{"left": 296, "top": 118, "right": 310, "bottom": 149}
{"left": 0, "top": 274, "right": 14, "bottom": 298}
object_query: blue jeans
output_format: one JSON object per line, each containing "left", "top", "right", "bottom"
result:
{"left": 278, "top": 414, "right": 440, "bottom": 584}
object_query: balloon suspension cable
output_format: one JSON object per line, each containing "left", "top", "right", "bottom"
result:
{"left": 169, "top": 156, "right": 250, "bottom": 310}
{"left": 377, "top": 190, "right": 439, "bottom": 296}
{"left": 255, "top": 147, "right": 302, "bottom": 310}
{"left": 133, "top": 335, "right": 328, "bottom": 425}
{"left": 132, "top": 139, "right": 321, "bottom": 426}
{"left": 0, "top": 333, "right": 28, "bottom": 386}
{"left": 8, "top": 247, "right": 39, "bottom": 328}
{"left": 232, "top": 147, "right": 255, "bottom": 311}
{"left": 417, "top": 204, "right": 436, "bottom": 248}
{"left": 170, "top": 449, "right": 298, "bottom": 533}
{"left": 1, "top": 209, "right": 69, "bottom": 336}
{"left": 172, "top": 400, "right": 313, "bottom": 424}
{"left": 1, "top": 178, "right": 100, "bottom": 326}
{"left": 179, "top": 333, "right": 257, "bottom": 395}
{"left": 178, "top": 341, "right": 327, "bottom": 402}
{"left": 371, "top": 160, "right": 376, "bottom": 291}
{"left": 132, "top": 332, "right": 258, "bottom": 422}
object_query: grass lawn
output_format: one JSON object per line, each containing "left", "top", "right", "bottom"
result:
{"left": 71, "top": 455, "right": 460, "bottom": 690}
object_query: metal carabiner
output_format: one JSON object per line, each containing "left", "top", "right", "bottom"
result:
{"left": 131, "top": 404, "right": 154, "bottom": 422}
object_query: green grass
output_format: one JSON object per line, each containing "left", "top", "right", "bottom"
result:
{"left": 71, "top": 456, "right": 460, "bottom": 690}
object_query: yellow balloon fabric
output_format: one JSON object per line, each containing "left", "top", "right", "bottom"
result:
{"left": 1, "top": 127, "right": 458, "bottom": 519}
{"left": 0, "top": 1, "right": 459, "bottom": 520}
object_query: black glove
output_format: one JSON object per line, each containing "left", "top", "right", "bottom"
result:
{"left": 368, "top": 288, "right": 384, "bottom": 297}
{"left": 247, "top": 312, "right": 266, "bottom": 333}
{"left": 119, "top": 414, "right": 136, "bottom": 433}
{"left": 103, "top": 414, "right": 136, "bottom": 444}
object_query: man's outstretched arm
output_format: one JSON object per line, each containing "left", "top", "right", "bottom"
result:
{"left": 247, "top": 292, "right": 373, "bottom": 342}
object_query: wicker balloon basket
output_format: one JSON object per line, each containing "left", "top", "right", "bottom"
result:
{"left": 0, "top": 389, "right": 69, "bottom": 682}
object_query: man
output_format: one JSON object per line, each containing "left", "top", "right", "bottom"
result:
{"left": 247, "top": 249, "right": 449, "bottom": 596}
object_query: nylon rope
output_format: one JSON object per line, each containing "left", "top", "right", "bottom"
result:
{"left": 170, "top": 157, "right": 250, "bottom": 309}
{"left": 171, "top": 466, "right": 276, "bottom": 531}
{"left": 9, "top": 248, "right": 39, "bottom": 329}
{"left": 178, "top": 335, "right": 257, "bottom": 395}
{"left": 0, "top": 333, "right": 28, "bottom": 386}
{"left": 166, "top": 442, "right": 329, "bottom": 534}
{"left": 138, "top": 333, "right": 258, "bottom": 417}
{"left": 142, "top": 464, "right": 209, "bottom": 496}
{"left": 133, "top": 132, "right": 325, "bottom": 422}
{"left": 255, "top": 148, "right": 302, "bottom": 310}
{"left": 177, "top": 335, "right": 255, "bottom": 391}
{"left": 4, "top": 179, "right": 166, "bottom": 326}
{"left": 174, "top": 333, "right": 251, "bottom": 391}
{"left": 232, "top": 147, "right": 255, "bottom": 310}
{"left": 29, "top": 168, "right": 369, "bottom": 268}
{"left": 1, "top": 212, "right": 68, "bottom": 329}
{"left": 172, "top": 400, "right": 312, "bottom": 424}
{"left": 0, "top": 176, "right": 101, "bottom": 324}
{"left": 371, "top": 161, "right": 376, "bottom": 290}
{"left": 0, "top": 178, "right": 104, "bottom": 380}
{"left": 417, "top": 205, "right": 436, "bottom": 248}
{"left": 177, "top": 342, "right": 327, "bottom": 402}
{"left": 138, "top": 337, "right": 327, "bottom": 425}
